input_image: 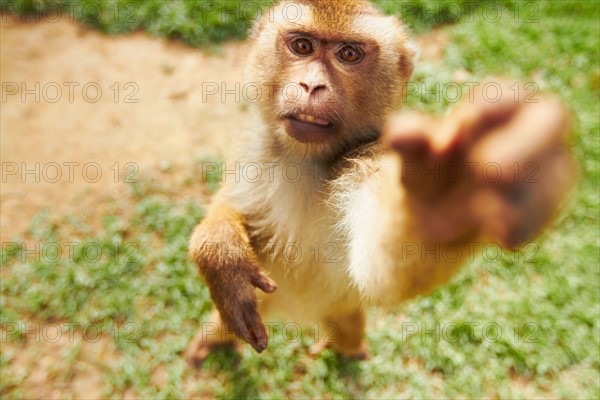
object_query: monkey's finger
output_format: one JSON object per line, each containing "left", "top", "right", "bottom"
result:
{"left": 230, "top": 308, "right": 258, "bottom": 347}
{"left": 250, "top": 271, "right": 277, "bottom": 294}
{"left": 228, "top": 297, "right": 269, "bottom": 352}
{"left": 383, "top": 113, "right": 435, "bottom": 159}
{"left": 432, "top": 83, "right": 522, "bottom": 156}
{"left": 243, "top": 309, "right": 269, "bottom": 353}
{"left": 470, "top": 187, "right": 524, "bottom": 249}
{"left": 468, "top": 97, "right": 571, "bottom": 174}
{"left": 231, "top": 305, "right": 268, "bottom": 352}
{"left": 470, "top": 182, "right": 558, "bottom": 249}
{"left": 470, "top": 148, "right": 574, "bottom": 248}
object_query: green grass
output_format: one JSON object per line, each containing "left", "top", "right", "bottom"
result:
{"left": 2, "top": 0, "right": 271, "bottom": 46}
{"left": 1, "top": 0, "right": 599, "bottom": 398}
{"left": 3, "top": 0, "right": 535, "bottom": 44}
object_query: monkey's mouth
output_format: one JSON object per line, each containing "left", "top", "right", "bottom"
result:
{"left": 283, "top": 113, "right": 334, "bottom": 144}
{"left": 290, "top": 113, "right": 332, "bottom": 128}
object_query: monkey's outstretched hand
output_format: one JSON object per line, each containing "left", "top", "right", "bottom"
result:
{"left": 384, "top": 82, "right": 575, "bottom": 248}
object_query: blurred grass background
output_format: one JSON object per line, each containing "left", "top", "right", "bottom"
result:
{"left": 1, "top": 0, "right": 599, "bottom": 398}
{"left": 3, "top": 0, "right": 559, "bottom": 43}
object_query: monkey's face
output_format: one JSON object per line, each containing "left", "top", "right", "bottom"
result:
{"left": 249, "top": 0, "right": 415, "bottom": 158}
{"left": 276, "top": 32, "right": 377, "bottom": 146}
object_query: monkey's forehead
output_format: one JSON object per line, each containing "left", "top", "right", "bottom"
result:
{"left": 265, "top": 0, "right": 405, "bottom": 46}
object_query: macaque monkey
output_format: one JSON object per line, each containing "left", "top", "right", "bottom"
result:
{"left": 186, "top": 0, "right": 574, "bottom": 364}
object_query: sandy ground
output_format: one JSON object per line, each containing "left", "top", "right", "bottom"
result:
{"left": 1, "top": 15, "right": 255, "bottom": 242}
{"left": 0, "top": 16, "right": 447, "bottom": 398}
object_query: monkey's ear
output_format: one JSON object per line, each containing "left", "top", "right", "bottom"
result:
{"left": 399, "top": 40, "right": 417, "bottom": 82}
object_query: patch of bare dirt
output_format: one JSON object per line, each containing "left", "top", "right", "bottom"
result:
{"left": 1, "top": 15, "right": 251, "bottom": 241}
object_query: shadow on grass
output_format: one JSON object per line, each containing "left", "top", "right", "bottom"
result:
{"left": 320, "top": 350, "right": 365, "bottom": 398}
{"left": 220, "top": 355, "right": 261, "bottom": 399}
{"left": 198, "top": 346, "right": 261, "bottom": 398}
{"left": 196, "top": 345, "right": 365, "bottom": 398}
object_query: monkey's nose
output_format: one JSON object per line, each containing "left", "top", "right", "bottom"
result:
{"left": 299, "top": 82, "right": 327, "bottom": 95}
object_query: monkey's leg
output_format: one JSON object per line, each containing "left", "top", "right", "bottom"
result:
{"left": 315, "top": 308, "right": 368, "bottom": 359}
{"left": 185, "top": 310, "right": 238, "bottom": 367}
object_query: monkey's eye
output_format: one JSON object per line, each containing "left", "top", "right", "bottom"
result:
{"left": 290, "top": 38, "right": 314, "bottom": 56}
{"left": 337, "top": 45, "right": 363, "bottom": 64}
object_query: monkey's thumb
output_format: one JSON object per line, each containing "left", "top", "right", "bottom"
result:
{"left": 251, "top": 272, "right": 277, "bottom": 294}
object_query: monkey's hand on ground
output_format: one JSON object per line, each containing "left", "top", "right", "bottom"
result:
{"left": 384, "top": 81, "right": 575, "bottom": 248}
{"left": 189, "top": 218, "right": 276, "bottom": 353}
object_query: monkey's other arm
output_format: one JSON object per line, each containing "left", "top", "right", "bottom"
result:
{"left": 188, "top": 192, "right": 276, "bottom": 352}
{"left": 338, "top": 85, "right": 574, "bottom": 306}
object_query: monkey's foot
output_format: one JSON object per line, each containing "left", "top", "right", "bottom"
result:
{"left": 309, "top": 341, "right": 369, "bottom": 360}
{"left": 185, "top": 340, "right": 238, "bottom": 368}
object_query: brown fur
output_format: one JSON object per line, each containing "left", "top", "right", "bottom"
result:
{"left": 185, "top": 0, "right": 573, "bottom": 365}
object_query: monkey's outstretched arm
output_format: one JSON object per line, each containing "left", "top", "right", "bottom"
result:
{"left": 189, "top": 193, "right": 276, "bottom": 352}
{"left": 338, "top": 86, "right": 574, "bottom": 307}
{"left": 385, "top": 86, "right": 575, "bottom": 249}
